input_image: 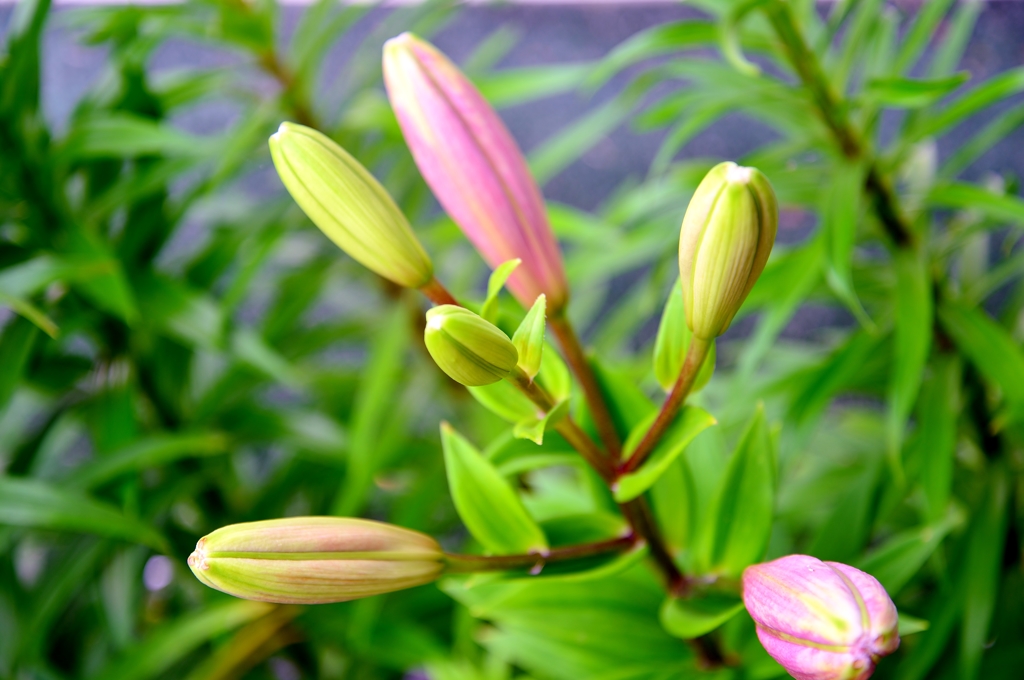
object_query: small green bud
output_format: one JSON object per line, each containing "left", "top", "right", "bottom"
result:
{"left": 678, "top": 162, "right": 778, "bottom": 339}
{"left": 188, "top": 517, "right": 444, "bottom": 604}
{"left": 424, "top": 305, "right": 518, "bottom": 386}
{"left": 269, "top": 122, "right": 433, "bottom": 288}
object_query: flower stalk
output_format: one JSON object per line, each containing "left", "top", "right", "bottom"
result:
{"left": 443, "top": 534, "right": 635, "bottom": 574}
{"left": 620, "top": 336, "right": 711, "bottom": 475}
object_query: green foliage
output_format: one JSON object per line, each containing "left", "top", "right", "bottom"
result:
{"left": 2, "top": 0, "right": 1024, "bottom": 678}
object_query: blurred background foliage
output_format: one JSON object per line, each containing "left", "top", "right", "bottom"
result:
{"left": 1, "top": 0, "right": 1024, "bottom": 679}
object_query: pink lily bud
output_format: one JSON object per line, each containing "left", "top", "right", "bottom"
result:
{"left": 383, "top": 33, "right": 568, "bottom": 312}
{"left": 742, "top": 555, "right": 900, "bottom": 680}
{"left": 188, "top": 517, "right": 444, "bottom": 604}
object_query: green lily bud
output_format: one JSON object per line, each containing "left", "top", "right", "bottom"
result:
{"left": 269, "top": 122, "right": 433, "bottom": 288}
{"left": 678, "top": 162, "right": 777, "bottom": 339}
{"left": 424, "top": 305, "right": 518, "bottom": 386}
{"left": 188, "top": 517, "right": 444, "bottom": 604}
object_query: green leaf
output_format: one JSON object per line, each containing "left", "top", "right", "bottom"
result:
{"left": 886, "top": 250, "right": 932, "bottom": 484}
{"left": 927, "top": 181, "right": 1024, "bottom": 226}
{"left": 61, "top": 112, "right": 216, "bottom": 160}
{"left": 912, "top": 66, "right": 1024, "bottom": 140}
{"left": 808, "top": 454, "right": 881, "bottom": 563}
{"left": 334, "top": 306, "right": 409, "bottom": 515}
{"left": 614, "top": 406, "right": 717, "bottom": 503}
{"left": 585, "top": 20, "right": 717, "bottom": 91}
{"left": 864, "top": 73, "right": 969, "bottom": 109}
{"left": 892, "top": 0, "right": 956, "bottom": 75}
{"left": 927, "top": 0, "right": 983, "bottom": 78}
{"left": 69, "top": 432, "right": 229, "bottom": 489}
{"left": 960, "top": 469, "right": 1009, "bottom": 680}
{"left": 937, "top": 299, "right": 1024, "bottom": 424}
{"left": 444, "top": 564, "right": 692, "bottom": 679}
{"left": 512, "top": 399, "right": 568, "bottom": 446}
{"left": 738, "top": 237, "right": 824, "bottom": 376}
{"left": 476, "top": 64, "right": 591, "bottom": 109}
{"left": 441, "top": 423, "right": 548, "bottom": 554}
{"left": 918, "top": 356, "right": 961, "bottom": 522}
{"left": 695, "top": 404, "right": 775, "bottom": 577}
{"left": 480, "top": 258, "right": 521, "bottom": 324}
{"left": 0, "top": 316, "right": 39, "bottom": 413}
{"left": 856, "top": 513, "right": 959, "bottom": 594}
{"left": 823, "top": 161, "right": 872, "bottom": 330}
{"left": 0, "top": 476, "right": 167, "bottom": 551}
{"left": 653, "top": 279, "right": 715, "bottom": 392}
{"left": 135, "top": 274, "right": 224, "bottom": 349}
{"left": 469, "top": 379, "right": 539, "bottom": 424}
{"left": 99, "top": 601, "right": 274, "bottom": 680}
{"left": 512, "top": 294, "right": 546, "bottom": 380}
{"left": 660, "top": 592, "right": 745, "bottom": 639}
{"left": 650, "top": 456, "right": 697, "bottom": 552}
{"left": 898, "top": 614, "right": 931, "bottom": 636}
{"left": 941, "top": 102, "right": 1024, "bottom": 178}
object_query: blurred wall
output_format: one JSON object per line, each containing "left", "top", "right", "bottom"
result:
{"left": 1, "top": 0, "right": 1023, "bottom": 213}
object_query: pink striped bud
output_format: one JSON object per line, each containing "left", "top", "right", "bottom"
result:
{"left": 383, "top": 33, "right": 568, "bottom": 312}
{"left": 742, "top": 555, "right": 899, "bottom": 680}
{"left": 188, "top": 517, "right": 444, "bottom": 604}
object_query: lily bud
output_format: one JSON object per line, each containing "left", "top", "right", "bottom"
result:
{"left": 678, "top": 162, "right": 777, "bottom": 339}
{"left": 742, "top": 555, "right": 900, "bottom": 680}
{"left": 269, "top": 122, "right": 433, "bottom": 288}
{"left": 383, "top": 33, "right": 568, "bottom": 312}
{"left": 188, "top": 517, "right": 444, "bottom": 604}
{"left": 424, "top": 305, "right": 518, "bottom": 386}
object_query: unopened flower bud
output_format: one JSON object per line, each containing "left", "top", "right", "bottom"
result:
{"left": 678, "top": 162, "right": 777, "bottom": 339}
{"left": 424, "top": 305, "right": 518, "bottom": 386}
{"left": 742, "top": 555, "right": 900, "bottom": 680}
{"left": 383, "top": 33, "right": 568, "bottom": 311}
{"left": 270, "top": 122, "right": 433, "bottom": 288}
{"left": 188, "top": 517, "right": 444, "bottom": 604}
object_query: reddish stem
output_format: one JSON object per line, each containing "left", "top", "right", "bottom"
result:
{"left": 549, "top": 313, "right": 623, "bottom": 458}
{"left": 419, "top": 277, "right": 459, "bottom": 306}
{"left": 619, "top": 337, "right": 710, "bottom": 476}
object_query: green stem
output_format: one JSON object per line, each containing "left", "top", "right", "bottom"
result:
{"left": 549, "top": 312, "right": 623, "bottom": 458}
{"left": 507, "top": 367, "right": 616, "bottom": 483}
{"left": 762, "top": 0, "right": 915, "bottom": 249}
{"left": 443, "top": 534, "right": 635, "bottom": 573}
{"left": 619, "top": 337, "right": 710, "bottom": 476}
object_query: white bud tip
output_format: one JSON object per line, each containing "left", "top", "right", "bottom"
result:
{"left": 427, "top": 315, "right": 444, "bottom": 331}
{"left": 188, "top": 538, "right": 209, "bottom": 571}
{"left": 726, "top": 164, "right": 753, "bottom": 184}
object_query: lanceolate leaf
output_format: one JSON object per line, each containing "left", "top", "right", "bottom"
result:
{"left": 0, "top": 477, "right": 168, "bottom": 551}
{"left": 660, "top": 592, "right": 744, "bottom": 640}
{"left": 653, "top": 279, "right": 715, "bottom": 392}
{"left": 864, "top": 73, "right": 968, "bottom": 109}
{"left": 856, "top": 512, "right": 960, "bottom": 595}
{"left": 512, "top": 294, "right": 546, "bottom": 380}
{"left": 69, "top": 432, "right": 229, "bottom": 489}
{"left": 918, "top": 355, "right": 961, "bottom": 522}
{"left": 937, "top": 300, "right": 1024, "bottom": 425}
{"left": 886, "top": 249, "right": 932, "bottom": 484}
{"left": 481, "top": 258, "right": 521, "bottom": 324}
{"left": 440, "top": 423, "right": 548, "bottom": 555}
{"left": 695, "top": 405, "right": 775, "bottom": 577}
{"left": 99, "top": 601, "right": 275, "bottom": 680}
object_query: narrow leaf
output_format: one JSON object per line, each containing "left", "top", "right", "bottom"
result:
{"left": 441, "top": 423, "right": 548, "bottom": 554}
{"left": 696, "top": 404, "right": 775, "bottom": 576}
{"left": 512, "top": 294, "right": 546, "bottom": 379}
{"left": 653, "top": 279, "right": 715, "bottom": 392}
{"left": 660, "top": 593, "right": 744, "bottom": 639}
{"left": 0, "top": 476, "right": 167, "bottom": 551}
{"left": 865, "top": 73, "right": 968, "bottom": 109}
{"left": 481, "top": 258, "right": 521, "bottom": 324}
{"left": 918, "top": 356, "right": 961, "bottom": 522}
{"left": 886, "top": 250, "right": 932, "bottom": 484}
